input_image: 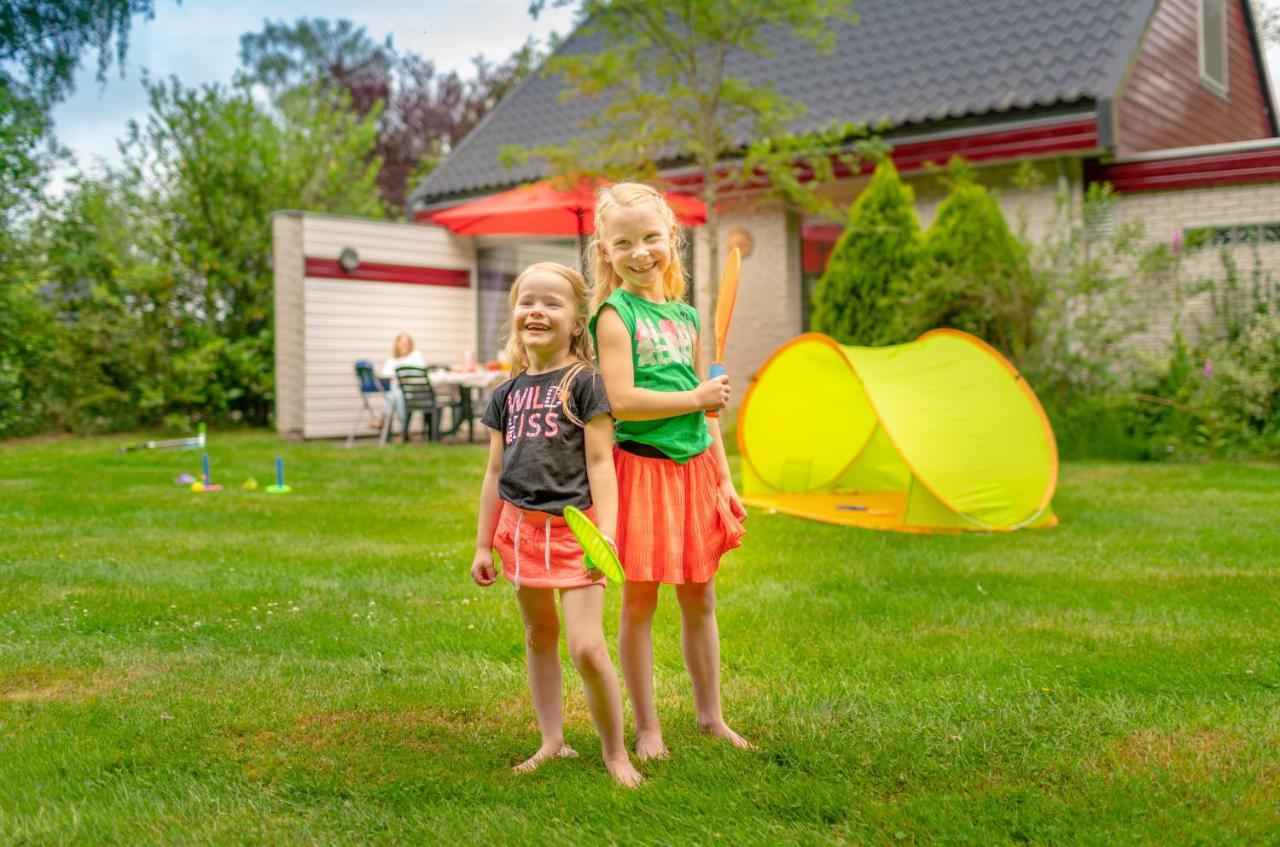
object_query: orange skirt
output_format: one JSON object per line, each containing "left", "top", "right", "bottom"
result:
{"left": 614, "top": 447, "right": 744, "bottom": 584}
{"left": 493, "top": 502, "right": 607, "bottom": 591}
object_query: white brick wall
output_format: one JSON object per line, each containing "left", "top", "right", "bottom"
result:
{"left": 1111, "top": 182, "right": 1280, "bottom": 352}
{"left": 691, "top": 197, "right": 800, "bottom": 399}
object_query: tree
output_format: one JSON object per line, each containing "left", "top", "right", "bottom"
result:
{"left": 0, "top": 0, "right": 160, "bottom": 221}
{"left": 34, "top": 77, "right": 385, "bottom": 430}
{"left": 900, "top": 162, "right": 1041, "bottom": 361}
{"left": 238, "top": 18, "right": 540, "bottom": 214}
{"left": 35, "top": 170, "right": 179, "bottom": 430}
{"left": 522, "top": 0, "right": 870, "bottom": 319}
{"left": 809, "top": 159, "right": 922, "bottom": 345}
{"left": 132, "top": 77, "right": 385, "bottom": 425}
{"left": 1252, "top": 0, "right": 1279, "bottom": 47}
{"left": 0, "top": 0, "right": 158, "bottom": 103}
{"left": 0, "top": 222, "right": 68, "bottom": 437}
{"left": 0, "top": 0, "right": 162, "bottom": 435}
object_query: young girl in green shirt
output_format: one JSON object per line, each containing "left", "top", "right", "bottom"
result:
{"left": 588, "top": 183, "right": 750, "bottom": 761}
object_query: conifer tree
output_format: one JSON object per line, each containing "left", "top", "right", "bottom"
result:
{"left": 810, "top": 159, "right": 922, "bottom": 345}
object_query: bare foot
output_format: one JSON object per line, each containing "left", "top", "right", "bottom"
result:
{"left": 699, "top": 720, "right": 755, "bottom": 750}
{"left": 634, "top": 730, "right": 669, "bottom": 762}
{"left": 513, "top": 743, "right": 578, "bottom": 774}
{"left": 604, "top": 755, "right": 644, "bottom": 788}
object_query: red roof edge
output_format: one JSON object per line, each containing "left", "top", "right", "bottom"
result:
{"left": 1088, "top": 139, "right": 1280, "bottom": 192}
{"left": 663, "top": 115, "right": 1101, "bottom": 190}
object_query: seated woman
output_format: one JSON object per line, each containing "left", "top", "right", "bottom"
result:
{"left": 372, "top": 332, "right": 426, "bottom": 430}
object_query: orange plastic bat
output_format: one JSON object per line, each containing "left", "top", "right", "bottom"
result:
{"left": 707, "top": 247, "right": 741, "bottom": 418}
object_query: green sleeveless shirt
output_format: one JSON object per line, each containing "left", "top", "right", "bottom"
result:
{"left": 589, "top": 288, "right": 712, "bottom": 463}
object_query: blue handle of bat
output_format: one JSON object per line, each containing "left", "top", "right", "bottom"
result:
{"left": 707, "top": 362, "right": 727, "bottom": 418}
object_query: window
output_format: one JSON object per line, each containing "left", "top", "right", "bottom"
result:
{"left": 1182, "top": 222, "right": 1280, "bottom": 249}
{"left": 1085, "top": 200, "right": 1116, "bottom": 243}
{"left": 1199, "top": 0, "right": 1228, "bottom": 98}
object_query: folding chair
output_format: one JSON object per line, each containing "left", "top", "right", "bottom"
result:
{"left": 347, "top": 360, "right": 392, "bottom": 447}
{"left": 396, "top": 366, "right": 462, "bottom": 443}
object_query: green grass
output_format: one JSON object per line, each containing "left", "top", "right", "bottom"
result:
{"left": 1, "top": 432, "right": 1278, "bottom": 846}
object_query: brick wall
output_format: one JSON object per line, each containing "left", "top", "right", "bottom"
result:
{"left": 1110, "top": 181, "right": 1280, "bottom": 351}
{"left": 691, "top": 198, "right": 800, "bottom": 401}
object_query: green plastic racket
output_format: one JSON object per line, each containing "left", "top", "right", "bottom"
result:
{"left": 563, "top": 506, "right": 625, "bottom": 584}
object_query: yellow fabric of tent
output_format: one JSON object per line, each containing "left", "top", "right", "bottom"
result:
{"left": 737, "top": 329, "right": 1058, "bottom": 532}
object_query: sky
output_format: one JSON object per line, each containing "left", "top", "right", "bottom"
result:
{"left": 47, "top": 1, "right": 579, "bottom": 190}
{"left": 46, "top": 1, "right": 1280, "bottom": 194}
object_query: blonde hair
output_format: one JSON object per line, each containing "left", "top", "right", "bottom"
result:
{"left": 502, "top": 262, "right": 596, "bottom": 428}
{"left": 391, "top": 332, "right": 415, "bottom": 357}
{"left": 589, "top": 182, "right": 688, "bottom": 315}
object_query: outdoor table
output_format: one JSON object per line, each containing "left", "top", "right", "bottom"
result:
{"left": 429, "top": 370, "right": 508, "bottom": 442}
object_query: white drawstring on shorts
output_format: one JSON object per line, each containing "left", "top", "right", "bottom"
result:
{"left": 510, "top": 510, "right": 552, "bottom": 591}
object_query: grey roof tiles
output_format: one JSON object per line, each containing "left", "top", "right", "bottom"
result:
{"left": 413, "top": 0, "right": 1148, "bottom": 205}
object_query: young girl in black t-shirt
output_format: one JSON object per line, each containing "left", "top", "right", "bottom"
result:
{"left": 471, "top": 262, "right": 642, "bottom": 788}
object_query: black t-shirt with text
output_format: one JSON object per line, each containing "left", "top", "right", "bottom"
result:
{"left": 481, "top": 366, "right": 611, "bottom": 514}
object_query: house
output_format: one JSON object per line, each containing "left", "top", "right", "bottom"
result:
{"left": 409, "top": 0, "right": 1279, "bottom": 386}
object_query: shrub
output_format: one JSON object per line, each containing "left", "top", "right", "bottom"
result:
{"left": 1023, "top": 181, "right": 1279, "bottom": 461}
{"left": 809, "top": 159, "right": 922, "bottom": 345}
{"left": 899, "top": 161, "right": 1042, "bottom": 360}
{"left": 0, "top": 276, "right": 70, "bottom": 438}
{"left": 1133, "top": 253, "right": 1280, "bottom": 461}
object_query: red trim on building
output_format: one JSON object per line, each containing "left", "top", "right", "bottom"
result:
{"left": 1089, "top": 145, "right": 1280, "bottom": 192}
{"left": 303, "top": 257, "right": 470, "bottom": 287}
{"left": 883, "top": 117, "right": 1100, "bottom": 174}
{"left": 663, "top": 116, "right": 1101, "bottom": 192}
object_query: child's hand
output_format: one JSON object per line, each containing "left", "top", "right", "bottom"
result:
{"left": 720, "top": 479, "right": 747, "bottom": 522}
{"left": 471, "top": 549, "right": 497, "bottom": 586}
{"left": 694, "top": 375, "right": 731, "bottom": 411}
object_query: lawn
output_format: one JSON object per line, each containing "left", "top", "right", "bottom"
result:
{"left": 1, "top": 432, "right": 1277, "bottom": 846}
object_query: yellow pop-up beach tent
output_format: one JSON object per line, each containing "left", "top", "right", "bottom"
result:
{"left": 737, "top": 329, "right": 1058, "bottom": 532}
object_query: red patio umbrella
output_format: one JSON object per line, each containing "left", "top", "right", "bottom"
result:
{"left": 425, "top": 180, "right": 707, "bottom": 270}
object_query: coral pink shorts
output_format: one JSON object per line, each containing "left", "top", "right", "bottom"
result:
{"left": 493, "top": 501, "right": 606, "bottom": 591}
{"left": 614, "top": 447, "right": 745, "bottom": 584}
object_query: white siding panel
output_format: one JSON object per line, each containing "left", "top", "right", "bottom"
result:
{"left": 276, "top": 213, "right": 501, "bottom": 439}
{"left": 272, "top": 214, "right": 306, "bottom": 438}
{"left": 302, "top": 215, "right": 473, "bottom": 268}
{"left": 302, "top": 276, "right": 476, "bottom": 439}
